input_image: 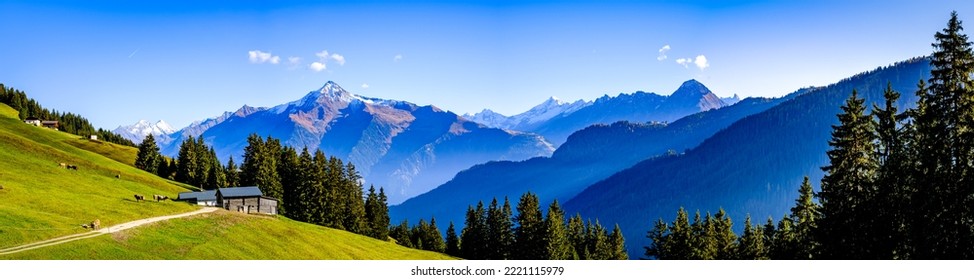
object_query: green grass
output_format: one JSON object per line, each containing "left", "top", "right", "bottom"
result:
{"left": 0, "top": 103, "right": 451, "bottom": 260}
{"left": 2, "top": 210, "right": 455, "bottom": 260}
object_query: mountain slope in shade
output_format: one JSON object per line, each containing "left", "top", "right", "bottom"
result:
{"left": 530, "top": 79, "right": 728, "bottom": 145}
{"left": 159, "top": 82, "right": 554, "bottom": 204}
{"left": 391, "top": 82, "right": 797, "bottom": 234}
{"left": 563, "top": 57, "right": 931, "bottom": 258}
{"left": 113, "top": 120, "right": 176, "bottom": 144}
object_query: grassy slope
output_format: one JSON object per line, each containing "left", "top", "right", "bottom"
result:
{"left": 4, "top": 211, "right": 453, "bottom": 260}
{"left": 0, "top": 103, "right": 451, "bottom": 260}
{"left": 0, "top": 104, "right": 197, "bottom": 248}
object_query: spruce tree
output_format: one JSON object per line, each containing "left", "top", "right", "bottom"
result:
{"left": 514, "top": 192, "right": 544, "bottom": 260}
{"left": 736, "top": 215, "right": 768, "bottom": 260}
{"left": 873, "top": 82, "right": 911, "bottom": 259}
{"left": 713, "top": 208, "right": 738, "bottom": 259}
{"left": 225, "top": 156, "right": 239, "bottom": 188}
{"left": 176, "top": 136, "right": 199, "bottom": 186}
{"left": 818, "top": 90, "right": 878, "bottom": 259}
{"left": 135, "top": 134, "right": 160, "bottom": 174}
{"left": 543, "top": 200, "right": 571, "bottom": 260}
{"left": 791, "top": 176, "right": 820, "bottom": 259}
{"left": 645, "top": 218, "right": 670, "bottom": 259}
{"left": 460, "top": 202, "right": 488, "bottom": 259}
{"left": 486, "top": 198, "right": 514, "bottom": 259}
{"left": 667, "top": 207, "right": 693, "bottom": 259}
{"left": 446, "top": 221, "right": 461, "bottom": 257}
{"left": 914, "top": 11, "right": 974, "bottom": 259}
{"left": 609, "top": 224, "right": 628, "bottom": 260}
{"left": 568, "top": 213, "right": 586, "bottom": 259}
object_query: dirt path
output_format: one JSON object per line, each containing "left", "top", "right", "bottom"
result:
{"left": 0, "top": 207, "right": 219, "bottom": 255}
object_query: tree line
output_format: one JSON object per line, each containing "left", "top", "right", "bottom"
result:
{"left": 647, "top": 11, "right": 974, "bottom": 260}
{"left": 392, "top": 192, "right": 627, "bottom": 260}
{"left": 136, "top": 133, "right": 391, "bottom": 240}
{"left": 0, "top": 83, "right": 135, "bottom": 146}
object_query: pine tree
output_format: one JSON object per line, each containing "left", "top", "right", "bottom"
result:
{"left": 391, "top": 220, "right": 413, "bottom": 248}
{"left": 818, "top": 90, "right": 878, "bottom": 259}
{"left": 713, "top": 208, "right": 738, "bottom": 259}
{"left": 277, "top": 146, "right": 299, "bottom": 216}
{"left": 426, "top": 217, "right": 446, "bottom": 253}
{"left": 156, "top": 157, "right": 170, "bottom": 179}
{"left": 588, "top": 220, "right": 612, "bottom": 260}
{"left": 913, "top": 11, "right": 974, "bottom": 259}
{"left": 667, "top": 207, "right": 693, "bottom": 259}
{"left": 364, "top": 185, "right": 390, "bottom": 240}
{"left": 225, "top": 156, "right": 239, "bottom": 188}
{"left": 240, "top": 135, "right": 283, "bottom": 204}
{"left": 609, "top": 224, "right": 628, "bottom": 260}
{"left": 485, "top": 198, "right": 514, "bottom": 259}
{"left": 567, "top": 213, "right": 586, "bottom": 259}
{"left": 176, "top": 136, "right": 199, "bottom": 186}
{"left": 772, "top": 216, "right": 798, "bottom": 259}
{"left": 445, "top": 221, "right": 461, "bottom": 257}
{"left": 736, "top": 215, "right": 768, "bottom": 260}
{"left": 135, "top": 134, "right": 160, "bottom": 174}
{"left": 514, "top": 192, "right": 544, "bottom": 260}
{"left": 873, "top": 82, "right": 911, "bottom": 259}
{"left": 792, "top": 176, "right": 820, "bottom": 259}
{"left": 645, "top": 218, "right": 670, "bottom": 259}
{"left": 543, "top": 200, "right": 571, "bottom": 260}
{"left": 460, "top": 202, "right": 488, "bottom": 259}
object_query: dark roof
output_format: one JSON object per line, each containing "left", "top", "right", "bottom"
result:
{"left": 176, "top": 190, "right": 217, "bottom": 201}
{"left": 218, "top": 186, "right": 263, "bottom": 198}
{"left": 25, "top": 117, "right": 39, "bottom": 121}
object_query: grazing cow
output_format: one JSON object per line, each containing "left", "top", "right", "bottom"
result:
{"left": 153, "top": 195, "right": 169, "bottom": 202}
{"left": 91, "top": 219, "right": 100, "bottom": 229}
{"left": 114, "top": 174, "right": 120, "bottom": 179}
{"left": 134, "top": 194, "right": 144, "bottom": 202}
{"left": 66, "top": 165, "right": 78, "bottom": 170}
{"left": 58, "top": 162, "right": 67, "bottom": 168}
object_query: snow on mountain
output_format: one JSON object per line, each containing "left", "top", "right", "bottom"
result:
{"left": 463, "top": 96, "right": 591, "bottom": 130}
{"left": 113, "top": 120, "right": 176, "bottom": 144}
{"left": 721, "top": 94, "right": 742, "bottom": 105}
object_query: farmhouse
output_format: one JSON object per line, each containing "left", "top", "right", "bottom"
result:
{"left": 175, "top": 190, "right": 217, "bottom": 206}
{"left": 41, "top": 120, "right": 59, "bottom": 130}
{"left": 24, "top": 117, "right": 41, "bottom": 126}
{"left": 217, "top": 186, "right": 278, "bottom": 215}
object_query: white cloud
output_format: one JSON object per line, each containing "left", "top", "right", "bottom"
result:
{"left": 394, "top": 54, "right": 403, "bottom": 62}
{"left": 657, "top": 45, "right": 671, "bottom": 61}
{"left": 315, "top": 50, "right": 330, "bottom": 60}
{"left": 309, "top": 61, "right": 326, "bottom": 72}
{"left": 331, "top": 53, "right": 345, "bottom": 66}
{"left": 248, "top": 50, "right": 280, "bottom": 64}
{"left": 694, "top": 55, "right": 709, "bottom": 70}
{"left": 288, "top": 56, "right": 302, "bottom": 65}
{"left": 675, "top": 58, "right": 691, "bottom": 68}
{"left": 361, "top": 83, "right": 370, "bottom": 89}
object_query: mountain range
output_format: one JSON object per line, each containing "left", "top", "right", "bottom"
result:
{"left": 113, "top": 120, "right": 175, "bottom": 144}
{"left": 154, "top": 82, "right": 555, "bottom": 204}
{"left": 464, "top": 79, "right": 730, "bottom": 146}
{"left": 392, "top": 57, "right": 931, "bottom": 258}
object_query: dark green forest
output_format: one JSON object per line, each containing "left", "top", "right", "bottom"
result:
{"left": 647, "top": 12, "right": 974, "bottom": 260}
{"left": 0, "top": 84, "right": 135, "bottom": 146}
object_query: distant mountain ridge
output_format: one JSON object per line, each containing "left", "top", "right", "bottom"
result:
{"left": 463, "top": 96, "right": 591, "bottom": 131}
{"left": 391, "top": 80, "right": 792, "bottom": 236}
{"left": 463, "top": 79, "right": 731, "bottom": 146}
{"left": 113, "top": 120, "right": 175, "bottom": 144}
{"left": 157, "top": 81, "right": 554, "bottom": 204}
{"left": 563, "top": 57, "right": 932, "bottom": 258}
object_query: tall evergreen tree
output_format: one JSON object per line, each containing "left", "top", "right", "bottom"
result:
{"left": 791, "top": 176, "right": 820, "bottom": 259}
{"left": 225, "top": 156, "right": 240, "bottom": 187}
{"left": 645, "top": 218, "right": 670, "bottom": 259}
{"left": 736, "top": 215, "right": 768, "bottom": 260}
{"left": 818, "top": 89, "right": 878, "bottom": 259}
{"left": 460, "top": 202, "right": 488, "bottom": 259}
{"left": 567, "top": 213, "right": 587, "bottom": 259}
{"left": 135, "top": 134, "right": 160, "bottom": 174}
{"left": 914, "top": 11, "right": 974, "bottom": 259}
{"left": 514, "top": 192, "right": 544, "bottom": 260}
{"left": 713, "top": 208, "right": 738, "bottom": 259}
{"left": 445, "top": 221, "right": 461, "bottom": 257}
{"left": 176, "top": 136, "right": 199, "bottom": 186}
{"left": 543, "top": 200, "right": 571, "bottom": 260}
{"left": 609, "top": 224, "right": 628, "bottom": 260}
{"left": 485, "top": 198, "right": 514, "bottom": 259}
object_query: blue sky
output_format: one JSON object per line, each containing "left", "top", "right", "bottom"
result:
{"left": 1, "top": 0, "right": 971, "bottom": 129}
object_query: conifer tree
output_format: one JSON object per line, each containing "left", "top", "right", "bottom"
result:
{"left": 736, "top": 215, "right": 768, "bottom": 260}
{"left": 772, "top": 216, "right": 798, "bottom": 259}
{"left": 426, "top": 217, "right": 446, "bottom": 253}
{"left": 645, "top": 218, "right": 670, "bottom": 259}
{"left": 609, "top": 224, "right": 628, "bottom": 260}
{"left": 818, "top": 90, "right": 878, "bottom": 259}
{"left": 713, "top": 208, "right": 738, "bottom": 259}
{"left": 543, "top": 200, "right": 571, "bottom": 260}
{"left": 460, "top": 202, "right": 488, "bottom": 259}
{"left": 225, "top": 156, "right": 239, "bottom": 188}
{"left": 792, "top": 176, "right": 820, "bottom": 259}
{"left": 567, "top": 213, "right": 586, "bottom": 259}
{"left": 515, "top": 192, "right": 544, "bottom": 260}
{"left": 446, "top": 221, "right": 461, "bottom": 257}
{"left": 486, "top": 198, "right": 514, "bottom": 259}
{"left": 135, "top": 134, "right": 160, "bottom": 174}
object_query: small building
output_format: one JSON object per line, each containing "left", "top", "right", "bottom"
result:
{"left": 89, "top": 135, "right": 98, "bottom": 140}
{"left": 175, "top": 190, "right": 217, "bottom": 206}
{"left": 216, "top": 186, "right": 278, "bottom": 215}
{"left": 24, "top": 117, "right": 41, "bottom": 126}
{"left": 41, "top": 120, "right": 59, "bottom": 130}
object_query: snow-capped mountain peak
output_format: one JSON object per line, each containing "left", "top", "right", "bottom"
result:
{"left": 113, "top": 119, "right": 177, "bottom": 144}
{"left": 464, "top": 96, "right": 592, "bottom": 130}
